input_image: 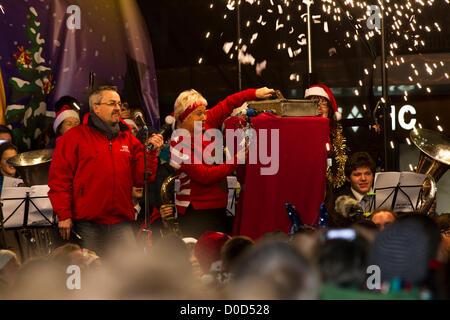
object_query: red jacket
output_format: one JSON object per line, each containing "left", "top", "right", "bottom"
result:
{"left": 170, "top": 89, "right": 257, "bottom": 214}
{"left": 48, "top": 115, "right": 157, "bottom": 225}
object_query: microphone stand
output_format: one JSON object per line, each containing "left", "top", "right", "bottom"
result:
{"left": 141, "top": 125, "right": 152, "bottom": 252}
{"left": 0, "top": 200, "right": 7, "bottom": 249}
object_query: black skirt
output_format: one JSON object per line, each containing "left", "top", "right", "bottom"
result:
{"left": 177, "top": 205, "right": 232, "bottom": 238}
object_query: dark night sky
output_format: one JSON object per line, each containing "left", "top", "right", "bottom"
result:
{"left": 138, "top": 1, "right": 450, "bottom": 129}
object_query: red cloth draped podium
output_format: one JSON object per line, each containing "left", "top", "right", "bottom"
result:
{"left": 232, "top": 113, "right": 329, "bottom": 240}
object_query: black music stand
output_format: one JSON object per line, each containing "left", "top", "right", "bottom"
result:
{"left": 0, "top": 187, "right": 57, "bottom": 260}
{"left": 373, "top": 172, "right": 427, "bottom": 212}
{"left": 1, "top": 187, "right": 56, "bottom": 229}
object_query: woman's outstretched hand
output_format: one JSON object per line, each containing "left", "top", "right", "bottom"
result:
{"left": 255, "top": 87, "right": 276, "bottom": 99}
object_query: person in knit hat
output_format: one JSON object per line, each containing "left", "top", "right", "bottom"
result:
{"left": 169, "top": 87, "right": 275, "bottom": 238}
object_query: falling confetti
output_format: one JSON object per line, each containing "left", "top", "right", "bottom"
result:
{"left": 223, "top": 42, "right": 233, "bottom": 54}
{"left": 205, "top": 0, "right": 448, "bottom": 102}
{"left": 255, "top": 60, "right": 267, "bottom": 75}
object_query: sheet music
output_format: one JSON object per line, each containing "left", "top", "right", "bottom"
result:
{"left": 396, "top": 172, "right": 427, "bottom": 211}
{"left": 2, "top": 176, "right": 24, "bottom": 188}
{"left": 1, "top": 185, "right": 55, "bottom": 228}
{"left": 374, "top": 172, "right": 427, "bottom": 212}
{"left": 373, "top": 172, "right": 399, "bottom": 210}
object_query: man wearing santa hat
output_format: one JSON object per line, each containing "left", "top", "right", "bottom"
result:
{"left": 48, "top": 86, "right": 163, "bottom": 256}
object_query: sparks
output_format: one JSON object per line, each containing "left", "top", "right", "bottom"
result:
{"left": 202, "top": 0, "right": 448, "bottom": 98}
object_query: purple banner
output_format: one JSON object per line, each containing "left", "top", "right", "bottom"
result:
{"left": 0, "top": 0, "right": 159, "bottom": 150}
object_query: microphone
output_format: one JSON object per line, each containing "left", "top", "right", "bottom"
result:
{"left": 134, "top": 112, "right": 148, "bottom": 131}
{"left": 334, "top": 195, "right": 363, "bottom": 219}
{"left": 147, "top": 122, "right": 173, "bottom": 151}
{"left": 135, "top": 112, "right": 173, "bottom": 150}
{"left": 157, "top": 122, "right": 173, "bottom": 142}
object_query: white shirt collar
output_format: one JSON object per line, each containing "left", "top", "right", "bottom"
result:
{"left": 134, "top": 203, "right": 141, "bottom": 220}
{"left": 351, "top": 187, "right": 373, "bottom": 202}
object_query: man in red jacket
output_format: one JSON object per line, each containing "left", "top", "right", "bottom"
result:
{"left": 48, "top": 86, "right": 163, "bottom": 256}
{"left": 168, "top": 87, "right": 275, "bottom": 238}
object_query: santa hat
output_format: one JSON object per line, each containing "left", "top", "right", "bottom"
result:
{"left": 165, "top": 112, "right": 176, "bottom": 131}
{"left": 304, "top": 84, "right": 341, "bottom": 121}
{"left": 53, "top": 105, "right": 80, "bottom": 133}
{"left": 194, "top": 231, "right": 231, "bottom": 274}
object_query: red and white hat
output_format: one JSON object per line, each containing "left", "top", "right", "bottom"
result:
{"left": 53, "top": 105, "right": 80, "bottom": 133}
{"left": 165, "top": 112, "right": 176, "bottom": 131}
{"left": 304, "top": 84, "right": 341, "bottom": 121}
{"left": 194, "top": 231, "right": 231, "bottom": 274}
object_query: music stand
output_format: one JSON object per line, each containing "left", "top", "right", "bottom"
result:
{"left": 373, "top": 172, "right": 427, "bottom": 212}
{"left": 1, "top": 186, "right": 56, "bottom": 229}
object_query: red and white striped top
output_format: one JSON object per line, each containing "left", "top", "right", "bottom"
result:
{"left": 169, "top": 89, "right": 258, "bottom": 214}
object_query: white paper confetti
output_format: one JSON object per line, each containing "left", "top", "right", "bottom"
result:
{"left": 256, "top": 60, "right": 267, "bottom": 76}
{"left": 223, "top": 42, "right": 233, "bottom": 54}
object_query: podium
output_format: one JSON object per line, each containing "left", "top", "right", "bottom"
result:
{"left": 232, "top": 113, "right": 329, "bottom": 240}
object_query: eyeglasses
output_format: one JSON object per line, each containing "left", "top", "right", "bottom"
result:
{"left": 310, "top": 98, "right": 329, "bottom": 108}
{"left": 96, "top": 101, "right": 122, "bottom": 107}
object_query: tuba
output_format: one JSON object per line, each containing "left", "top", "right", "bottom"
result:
{"left": 410, "top": 128, "right": 450, "bottom": 214}
{"left": 7, "top": 149, "right": 54, "bottom": 186}
{"left": 160, "top": 173, "right": 183, "bottom": 237}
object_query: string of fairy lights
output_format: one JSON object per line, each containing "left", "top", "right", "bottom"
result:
{"left": 198, "top": 0, "right": 449, "bottom": 169}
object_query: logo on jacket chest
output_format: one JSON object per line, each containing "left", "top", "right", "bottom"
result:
{"left": 120, "top": 145, "right": 130, "bottom": 153}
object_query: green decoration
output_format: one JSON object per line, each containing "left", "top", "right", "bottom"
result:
{"left": 5, "top": 6, "right": 55, "bottom": 151}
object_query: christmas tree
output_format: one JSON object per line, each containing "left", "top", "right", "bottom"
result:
{"left": 6, "top": 6, "right": 54, "bottom": 151}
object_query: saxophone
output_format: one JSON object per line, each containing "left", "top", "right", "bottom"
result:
{"left": 160, "top": 173, "right": 183, "bottom": 238}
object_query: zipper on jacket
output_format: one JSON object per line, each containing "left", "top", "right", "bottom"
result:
{"left": 109, "top": 141, "right": 112, "bottom": 151}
